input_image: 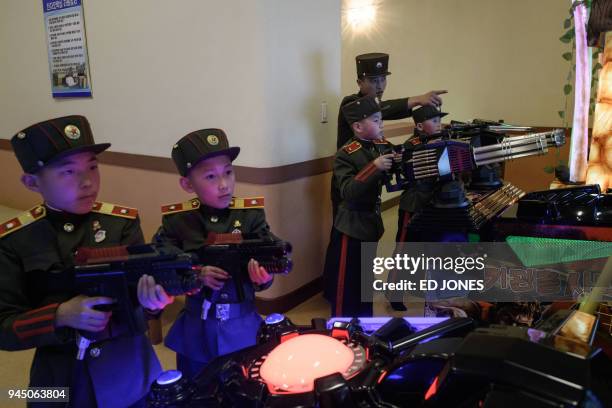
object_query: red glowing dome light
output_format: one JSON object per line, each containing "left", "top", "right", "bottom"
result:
{"left": 259, "top": 334, "right": 355, "bottom": 393}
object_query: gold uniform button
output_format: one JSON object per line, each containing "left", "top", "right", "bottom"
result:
{"left": 210, "top": 216, "right": 218, "bottom": 223}
{"left": 89, "top": 347, "right": 101, "bottom": 358}
{"left": 63, "top": 223, "right": 74, "bottom": 233}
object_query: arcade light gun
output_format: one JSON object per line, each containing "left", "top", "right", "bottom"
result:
{"left": 412, "top": 119, "right": 533, "bottom": 145}
{"left": 447, "top": 118, "right": 533, "bottom": 138}
{"left": 197, "top": 231, "right": 293, "bottom": 304}
{"left": 386, "top": 128, "right": 566, "bottom": 192}
{"left": 72, "top": 243, "right": 201, "bottom": 359}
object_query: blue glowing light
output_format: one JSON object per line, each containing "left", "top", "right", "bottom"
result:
{"left": 265, "top": 313, "right": 285, "bottom": 325}
{"left": 156, "top": 370, "right": 183, "bottom": 385}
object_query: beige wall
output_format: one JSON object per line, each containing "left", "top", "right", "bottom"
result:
{"left": 342, "top": 0, "right": 570, "bottom": 126}
{"left": 0, "top": 0, "right": 341, "bottom": 165}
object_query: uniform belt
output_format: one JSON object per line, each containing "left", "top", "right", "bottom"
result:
{"left": 185, "top": 298, "right": 254, "bottom": 320}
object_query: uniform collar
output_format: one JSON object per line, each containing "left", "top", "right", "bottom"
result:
{"left": 198, "top": 204, "right": 230, "bottom": 217}
{"left": 44, "top": 204, "right": 89, "bottom": 227}
{"left": 355, "top": 137, "right": 375, "bottom": 146}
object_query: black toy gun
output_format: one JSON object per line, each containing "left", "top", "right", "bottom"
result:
{"left": 448, "top": 119, "right": 533, "bottom": 138}
{"left": 386, "top": 129, "right": 566, "bottom": 192}
{"left": 72, "top": 243, "right": 201, "bottom": 359}
{"left": 408, "top": 120, "right": 535, "bottom": 146}
{"left": 197, "top": 231, "right": 292, "bottom": 304}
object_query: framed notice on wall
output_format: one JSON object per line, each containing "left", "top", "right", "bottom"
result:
{"left": 42, "top": 0, "right": 92, "bottom": 98}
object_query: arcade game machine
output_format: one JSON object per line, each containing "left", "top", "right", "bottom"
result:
{"left": 147, "top": 311, "right": 611, "bottom": 407}
{"left": 386, "top": 121, "right": 566, "bottom": 241}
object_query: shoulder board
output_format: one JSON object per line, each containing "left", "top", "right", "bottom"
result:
{"left": 161, "top": 198, "right": 201, "bottom": 215}
{"left": 0, "top": 205, "right": 46, "bottom": 239}
{"left": 343, "top": 141, "right": 362, "bottom": 154}
{"left": 230, "top": 197, "right": 264, "bottom": 209}
{"left": 372, "top": 139, "right": 389, "bottom": 145}
{"left": 408, "top": 136, "right": 421, "bottom": 146}
{"left": 91, "top": 202, "right": 138, "bottom": 219}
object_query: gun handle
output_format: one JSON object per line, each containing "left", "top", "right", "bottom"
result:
{"left": 385, "top": 178, "right": 402, "bottom": 193}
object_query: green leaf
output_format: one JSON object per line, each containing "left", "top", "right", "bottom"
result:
{"left": 562, "top": 52, "right": 573, "bottom": 61}
{"left": 558, "top": 110, "right": 565, "bottom": 119}
{"left": 544, "top": 166, "right": 555, "bottom": 174}
{"left": 559, "top": 29, "right": 575, "bottom": 43}
{"left": 563, "top": 18, "right": 571, "bottom": 29}
{"left": 564, "top": 84, "right": 572, "bottom": 95}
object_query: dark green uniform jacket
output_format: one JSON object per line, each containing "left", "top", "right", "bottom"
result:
{"left": 0, "top": 203, "right": 161, "bottom": 408}
{"left": 333, "top": 138, "right": 394, "bottom": 241}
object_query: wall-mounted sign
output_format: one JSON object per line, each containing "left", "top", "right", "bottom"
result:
{"left": 42, "top": 0, "right": 92, "bottom": 98}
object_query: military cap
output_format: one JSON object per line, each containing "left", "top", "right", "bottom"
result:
{"left": 412, "top": 105, "right": 448, "bottom": 124}
{"left": 11, "top": 115, "right": 110, "bottom": 174}
{"left": 171, "top": 128, "right": 240, "bottom": 176}
{"left": 356, "top": 52, "right": 392, "bottom": 78}
{"left": 341, "top": 95, "right": 381, "bottom": 124}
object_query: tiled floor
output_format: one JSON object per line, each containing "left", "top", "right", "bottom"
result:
{"left": 0, "top": 203, "right": 423, "bottom": 405}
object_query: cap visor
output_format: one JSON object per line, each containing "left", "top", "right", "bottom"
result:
{"left": 46, "top": 143, "right": 111, "bottom": 166}
{"left": 189, "top": 146, "right": 241, "bottom": 170}
{"left": 365, "top": 71, "right": 391, "bottom": 77}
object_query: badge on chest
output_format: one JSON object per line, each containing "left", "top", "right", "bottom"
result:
{"left": 92, "top": 220, "right": 106, "bottom": 243}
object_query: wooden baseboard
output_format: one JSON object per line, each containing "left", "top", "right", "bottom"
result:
{"left": 255, "top": 277, "right": 323, "bottom": 315}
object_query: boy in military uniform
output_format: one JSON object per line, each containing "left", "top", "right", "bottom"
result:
{"left": 324, "top": 96, "right": 396, "bottom": 317}
{"left": 396, "top": 105, "right": 448, "bottom": 241}
{"left": 332, "top": 52, "right": 447, "bottom": 221}
{"left": 154, "top": 129, "right": 274, "bottom": 379}
{"left": 0, "top": 116, "right": 172, "bottom": 407}
{"left": 387, "top": 105, "right": 448, "bottom": 311}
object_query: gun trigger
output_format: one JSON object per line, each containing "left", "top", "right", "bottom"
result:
{"left": 201, "top": 299, "right": 212, "bottom": 320}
